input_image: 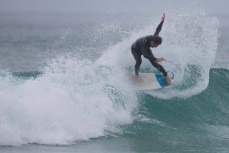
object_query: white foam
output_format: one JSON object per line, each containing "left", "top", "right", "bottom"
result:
{"left": 97, "top": 11, "right": 219, "bottom": 99}
{"left": 0, "top": 57, "right": 137, "bottom": 146}
{"left": 0, "top": 10, "right": 219, "bottom": 146}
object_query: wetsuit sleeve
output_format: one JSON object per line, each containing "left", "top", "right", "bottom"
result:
{"left": 153, "top": 21, "right": 164, "bottom": 36}
{"left": 142, "top": 46, "right": 156, "bottom": 62}
{"left": 141, "top": 45, "right": 167, "bottom": 76}
{"left": 142, "top": 47, "right": 167, "bottom": 76}
{"left": 150, "top": 61, "right": 168, "bottom": 76}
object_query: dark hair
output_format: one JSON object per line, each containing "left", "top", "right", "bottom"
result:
{"left": 151, "top": 35, "right": 162, "bottom": 45}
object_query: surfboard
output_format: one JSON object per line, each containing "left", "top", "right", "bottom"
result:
{"left": 130, "top": 72, "right": 172, "bottom": 90}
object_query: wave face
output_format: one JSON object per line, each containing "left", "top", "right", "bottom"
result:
{"left": 124, "top": 68, "right": 229, "bottom": 152}
{"left": 1, "top": 69, "right": 229, "bottom": 151}
{"left": 1, "top": 8, "right": 227, "bottom": 151}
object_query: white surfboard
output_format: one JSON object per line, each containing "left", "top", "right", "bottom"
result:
{"left": 130, "top": 72, "right": 172, "bottom": 90}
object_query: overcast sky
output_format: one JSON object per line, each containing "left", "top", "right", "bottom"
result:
{"left": 0, "top": 0, "right": 229, "bottom": 15}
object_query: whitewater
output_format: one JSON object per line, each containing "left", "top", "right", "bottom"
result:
{"left": 0, "top": 10, "right": 219, "bottom": 146}
{"left": 1, "top": 3, "right": 229, "bottom": 151}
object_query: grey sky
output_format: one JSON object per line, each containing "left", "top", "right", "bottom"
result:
{"left": 0, "top": 0, "right": 229, "bottom": 15}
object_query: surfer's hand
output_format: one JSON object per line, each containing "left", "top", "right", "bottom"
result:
{"left": 165, "top": 75, "right": 172, "bottom": 84}
{"left": 156, "top": 57, "right": 165, "bottom": 62}
{"left": 161, "top": 13, "right": 165, "bottom": 22}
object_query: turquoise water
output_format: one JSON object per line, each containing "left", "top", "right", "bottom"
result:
{"left": 0, "top": 5, "right": 229, "bottom": 153}
{"left": 1, "top": 69, "right": 228, "bottom": 152}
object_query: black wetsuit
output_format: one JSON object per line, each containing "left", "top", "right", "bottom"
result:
{"left": 131, "top": 21, "right": 167, "bottom": 76}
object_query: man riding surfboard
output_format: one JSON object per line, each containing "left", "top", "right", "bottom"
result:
{"left": 131, "top": 13, "right": 171, "bottom": 84}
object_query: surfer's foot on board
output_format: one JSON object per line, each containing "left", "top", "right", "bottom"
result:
{"left": 165, "top": 75, "right": 172, "bottom": 84}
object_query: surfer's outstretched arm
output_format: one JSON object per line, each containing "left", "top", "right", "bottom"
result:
{"left": 154, "top": 13, "right": 165, "bottom": 36}
{"left": 141, "top": 46, "right": 167, "bottom": 76}
{"left": 150, "top": 60, "right": 167, "bottom": 76}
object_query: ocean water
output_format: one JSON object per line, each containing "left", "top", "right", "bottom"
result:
{"left": 0, "top": 5, "right": 229, "bottom": 153}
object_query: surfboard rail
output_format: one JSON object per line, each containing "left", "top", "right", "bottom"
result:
{"left": 130, "top": 72, "right": 173, "bottom": 90}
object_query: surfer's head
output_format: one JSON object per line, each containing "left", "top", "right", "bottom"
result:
{"left": 150, "top": 36, "right": 162, "bottom": 48}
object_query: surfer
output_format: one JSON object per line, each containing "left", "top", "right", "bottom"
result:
{"left": 131, "top": 13, "right": 171, "bottom": 84}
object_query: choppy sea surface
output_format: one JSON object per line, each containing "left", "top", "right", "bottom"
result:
{"left": 0, "top": 7, "right": 229, "bottom": 153}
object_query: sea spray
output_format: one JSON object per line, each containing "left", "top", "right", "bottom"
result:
{"left": 0, "top": 10, "right": 220, "bottom": 146}
{"left": 0, "top": 57, "right": 137, "bottom": 146}
{"left": 125, "top": 11, "right": 219, "bottom": 99}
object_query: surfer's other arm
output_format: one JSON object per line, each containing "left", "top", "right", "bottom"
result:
{"left": 154, "top": 13, "right": 165, "bottom": 36}
{"left": 141, "top": 47, "right": 168, "bottom": 77}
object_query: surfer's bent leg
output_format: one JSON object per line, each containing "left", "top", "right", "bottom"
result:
{"left": 131, "top": 47, "right": 142, "bottom": 75}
